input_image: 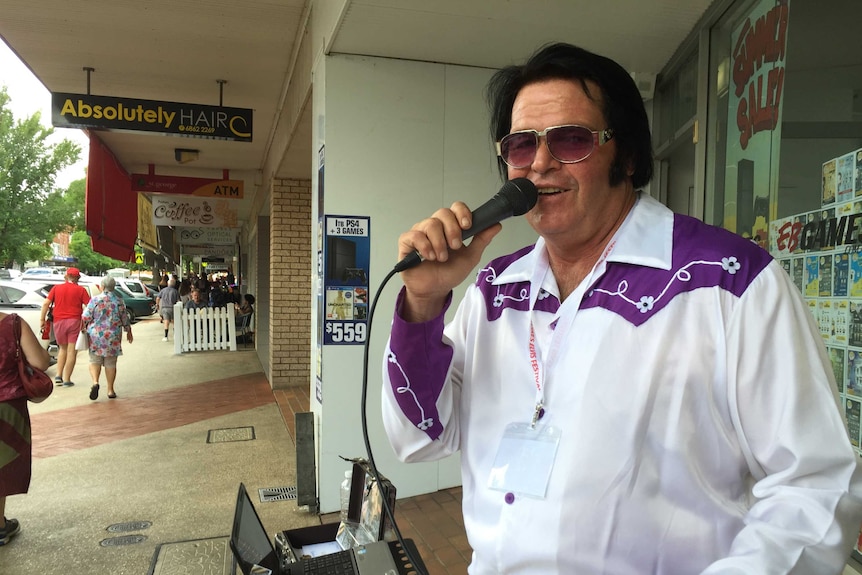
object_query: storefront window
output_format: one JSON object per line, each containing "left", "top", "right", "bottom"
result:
{"left": 656, "top": 53, "right": 699, "bottom": 149}
{"left": 702, "top": 0, "right": 862, "bottom": 564}
{"left": 707, "top": 0, "right": 862, "bottom": 461}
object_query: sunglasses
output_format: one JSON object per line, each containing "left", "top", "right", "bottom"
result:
{"left": 496, "top": 124, "right": 614, "bottom": 168}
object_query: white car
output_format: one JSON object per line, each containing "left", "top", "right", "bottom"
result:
{"left": 0, "top": 279, "right": 56, "bottom": 356}
{"left": 117, "top": 278, "right": 153, "bottom": 297}
{"left": 20, "top": 267, "right": 66, "bottom": 281}
{"left": 0, "top": 269, "right": 21, "bottom": 280}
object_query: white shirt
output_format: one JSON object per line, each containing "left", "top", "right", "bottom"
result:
{"left": 382, "top": 193, "right": 862, "bottom": 574}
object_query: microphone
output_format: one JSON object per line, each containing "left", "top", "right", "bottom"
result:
{"left": 393, "top": 178, "right": 538, "bottom": 272}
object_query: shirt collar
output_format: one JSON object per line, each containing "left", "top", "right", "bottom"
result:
{"left": 492, "top": 191, "right": 674, "bottom": 287}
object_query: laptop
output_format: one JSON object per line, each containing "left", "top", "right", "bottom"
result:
{"left": 229, "top": 482, "right": 401, "bottom": 575}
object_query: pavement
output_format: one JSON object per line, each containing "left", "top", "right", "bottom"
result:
{"left": 0, "top": 316, "right": 321, "bottom": 575}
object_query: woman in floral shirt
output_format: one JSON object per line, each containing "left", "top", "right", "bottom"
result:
{"left": 81, "top": 276, "right": 133, "bottom": 401}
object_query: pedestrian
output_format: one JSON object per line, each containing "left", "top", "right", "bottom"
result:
{"left": 381, "top": 42, "right": 862, "bottom": 573}
{"left": 0, "top": 311, "right": 50, "bottom": 545}
{"left": 156, "top": 278, "right": 180, "bottom": 341}
{"left": 178, "top": 279, "right": 192, "bottom": 305}
{"left": 184, "top": 288, "right": 208, "bottom": 311}
{"left": 39, "top": 267, "right": 90, "bottom": 387}
{"left": 81, "top": 276, "right": 133, "bottom": 401}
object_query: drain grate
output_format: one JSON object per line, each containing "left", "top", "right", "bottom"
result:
{"left": 259, "top": 486, "right": 298, "bottom": 502}
{"left": 100, "top": 534, "right": 147, "bottom": 547}
{"left": 207, "top": 426, "right": 255, "bottom": 443}
{"left": 107, "top": 520, "right": 152, "bottom": 533}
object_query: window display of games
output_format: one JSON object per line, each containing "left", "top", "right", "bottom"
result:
{"left": 771, "top": 148, "right": 862, "bottom": 455}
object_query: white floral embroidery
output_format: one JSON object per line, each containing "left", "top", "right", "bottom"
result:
{"left": 721, "top": 256, "right": 741, "bottom": 274}
{"left": 636, "top": 296, "right": 655, "bottom": 313}
{"left": 480, "top": 265, "right": 498, "bottom": 284}
{"left": 591, "top": 257, "right": 741, "bottom": 314}
{"left": 493, "top": 286, "right": 529, "bottom": 308}
{"left": 387, "top": 350, "right": 434, "bottom": 431}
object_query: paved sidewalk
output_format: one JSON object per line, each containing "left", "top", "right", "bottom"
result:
{"left": 0, "top": 318, "right": 319, "bottom": 575}
{"left": 0, "top": 317, "right": 471, "bottom": 575}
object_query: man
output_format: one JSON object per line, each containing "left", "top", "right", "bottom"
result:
{"left": 156, "top": 278, "right": 180, "bottom": 341}
{"left": 184, "top": 288, "right": 207, "bottom": 311}
{"left": 382, "top": 43, "right": 862, "bottom": 573}
{"left": 40, "top": 267, "right": 90, "bottom": 386}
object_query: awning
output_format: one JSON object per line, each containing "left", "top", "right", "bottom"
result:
{"left": 85, "top": 133, "right": 137, "bottom": 262}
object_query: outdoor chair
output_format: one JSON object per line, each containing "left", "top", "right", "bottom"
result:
{"left": 237, "top": 312, "right": 254, "bottom": 348}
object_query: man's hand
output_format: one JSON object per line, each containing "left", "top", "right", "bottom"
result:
{"left": 397, "top": 201, "right": 501, "bottom": 322}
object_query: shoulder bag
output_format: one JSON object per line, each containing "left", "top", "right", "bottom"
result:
{"left": 12, "top": 314, "right": 53, "bottom": 403}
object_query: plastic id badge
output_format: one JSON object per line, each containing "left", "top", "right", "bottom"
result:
{"left": 487, "top": 422, "right": 561, "bottom": 499}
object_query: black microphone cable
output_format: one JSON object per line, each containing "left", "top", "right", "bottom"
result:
{"left": 359, "top": 265, "right": 430, "bottom": 575}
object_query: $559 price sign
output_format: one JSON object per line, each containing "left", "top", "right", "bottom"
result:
{"left": 325, "top": 321, "right": 367, "bottom": 344}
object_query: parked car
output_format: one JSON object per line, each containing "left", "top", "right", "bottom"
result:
{"left": 79, "top": 278, "right": 156, "bottom": 322}
{"left": 20, "top": 267, "right": 66, "bottom": 280}
{"left": 117, "top": 278, "right": 155, "bottom": 298}
{"left": 0, "top": 269, "right": 21, "bottom": 280}
{"left": 114, "top": 283, "right": 157, "bottom": 321}
{"left": 0, "top": 279, "right": 57, "bottom": 357}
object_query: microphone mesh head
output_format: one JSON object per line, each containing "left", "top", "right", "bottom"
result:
{"left": 501, "top": 178, "right": 539, "bottom": 216}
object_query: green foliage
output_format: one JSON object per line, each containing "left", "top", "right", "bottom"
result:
{"left": 69, "top": 230, "right": 126, "bottom": 274}
{"left": 0, "top": 86, "right": 82, "bottom": 266}
{"left": 62, "top": 178, "right": 86, "bottom": 231}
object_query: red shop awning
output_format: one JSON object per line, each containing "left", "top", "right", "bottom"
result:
{"left": 85, "top": 133, "right": 137, "bottom": 262}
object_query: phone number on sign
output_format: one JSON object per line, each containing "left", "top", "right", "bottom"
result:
{"left": 325, "top": 321, "right": 367, "bottom": 343}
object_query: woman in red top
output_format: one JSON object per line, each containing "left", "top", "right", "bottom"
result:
{"left": 39, "top": 268, "right": 90, "bottom": 386}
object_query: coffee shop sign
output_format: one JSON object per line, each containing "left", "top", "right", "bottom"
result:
{"left": 151, "top": 195, "right": 236, "bottom": 228}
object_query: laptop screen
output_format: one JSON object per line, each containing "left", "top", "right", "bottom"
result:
{"left": 230, "top": 483, "right": 280, "bottom": 574}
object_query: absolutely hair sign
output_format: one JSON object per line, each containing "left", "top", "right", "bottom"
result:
{"left": 51, "top": 92, "right": 253, "bottom": 142}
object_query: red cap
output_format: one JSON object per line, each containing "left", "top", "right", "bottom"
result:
{"left": 66, "top": 267, "right": 81, "bottom": 277}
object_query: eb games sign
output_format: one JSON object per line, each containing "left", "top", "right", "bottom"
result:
{"left": 776, "top": 213, "right": 862, "bottom": 253}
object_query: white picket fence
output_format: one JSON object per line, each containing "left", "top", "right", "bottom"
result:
{"left": 173, "top": 302, "right": 237, "bottom": 354}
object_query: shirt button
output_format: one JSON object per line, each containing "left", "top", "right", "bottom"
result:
{"left": 537, "top": 408, "right": 545, "bottom": 420}
{"left": 505, "top": 492, "right": 515, "bottom": 504}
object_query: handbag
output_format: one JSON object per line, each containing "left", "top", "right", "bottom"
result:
{"left": 12, "top": 314, "right": 54, "bottom": 403}
{"left": 75, "top": 330, "right": 89, "bottom": 351}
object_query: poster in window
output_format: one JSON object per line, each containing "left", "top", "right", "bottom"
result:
{"left": 849, "top": 303, "right": 862, "bottom": 348}
{"left": 818, "top": 300, "right": 834, "bottom": 344}
{"left": 828, "top": 346, "right": 846, "bottom": 395}
{"left": 791, "top": 257, "right": 805, "bottom": 293}
{"left": 804, "top": 255, "right": 819, "bottom": 298}
{"left": 855, "top": 149, "right": 862, "bottom": 196}
{"left": 834, "top": 253, "right": 850, "bottom": 297}
{"left": 323, "top": 215, "right": 370, "bottom": 345}
{"left": 837, "top": 152, "right": 855, "bottom": 203}
{"left": 845, "top": 397, "right": 861, "bottom": 448}
{"left": 818, "top": 255, "right": 833, "bottom": 297}
{"left": 848, "top": 352, "right": 862, "bottom": 399}
{"left": 822, "top": 159, "right": 837, "bottom": 206}
{"left": 835, "top": 300, "right": 850, "bottom": 346}
{"left": 851, "top": 252, "right": 862, "bottom": 298}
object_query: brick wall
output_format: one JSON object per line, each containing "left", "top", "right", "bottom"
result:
{"left": 269, "top": 178, "right": 311, "bottom": 388}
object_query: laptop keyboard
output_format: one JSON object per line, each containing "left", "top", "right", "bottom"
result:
{"left": 302, "top": 549, "right": 356, "bottom": 574}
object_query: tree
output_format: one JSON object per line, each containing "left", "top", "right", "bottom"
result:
{"left": 0, "top": 86, "right": 81, "bottom": 267}
{"left": 69, "top": 230, "right": 125, "bottom": 275}
{"left": 61, "top": 177, "right": 86, "bottom": 232}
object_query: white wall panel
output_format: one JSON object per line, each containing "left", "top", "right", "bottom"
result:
{"left": 314, "top": 53, "right": 541, "bottom": 511}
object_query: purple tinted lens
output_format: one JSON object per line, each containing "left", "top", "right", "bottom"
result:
{"left": 546, "top": 126, "right": 594, "bottom": 162}
{"left": 501, "top": 132, "right": 539, "bottom": 167}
